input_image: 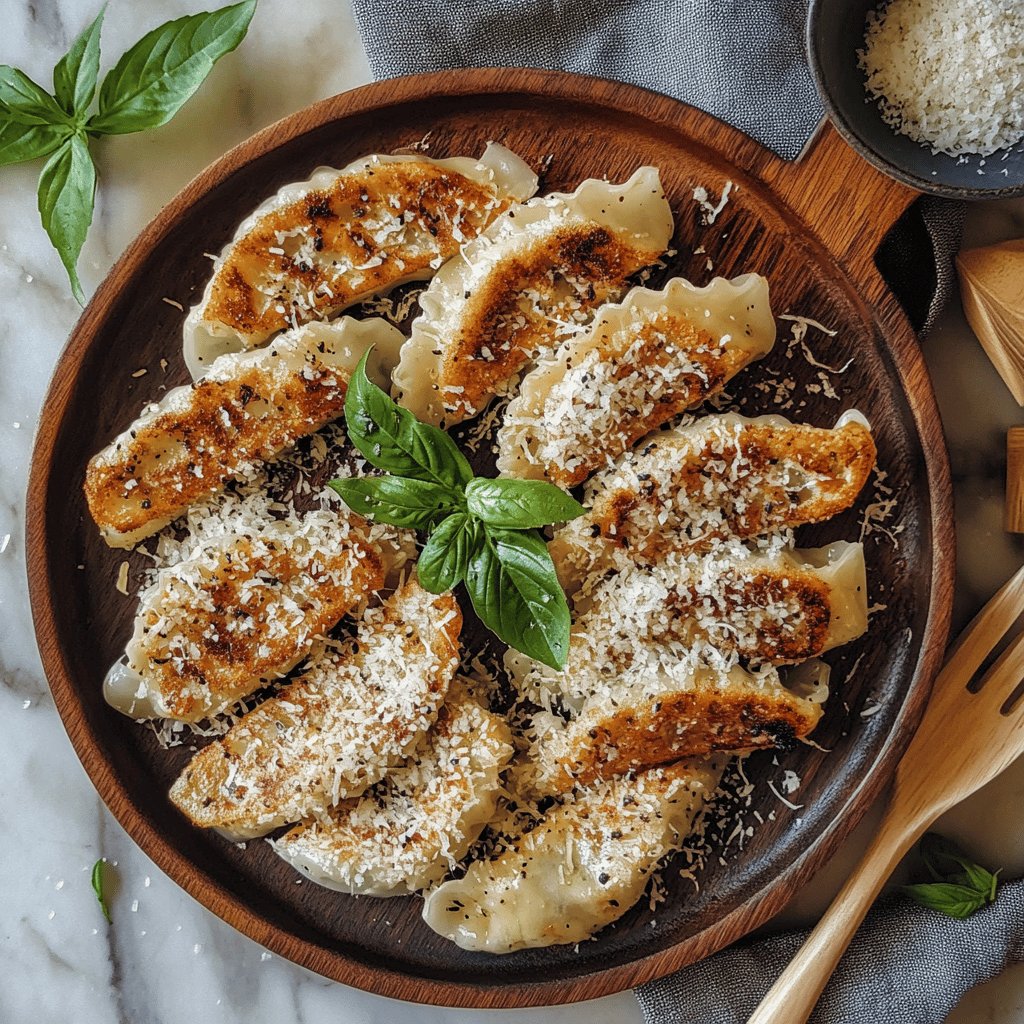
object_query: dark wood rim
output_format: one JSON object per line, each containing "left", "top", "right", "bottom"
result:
{"left": 25, "top": 68, "right": 955, "bottom": 1007}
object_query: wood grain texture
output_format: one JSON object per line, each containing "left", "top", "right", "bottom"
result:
{"left": 25, "top": 69, "right": 955, "bottom": 1007}
{"left": 1007, "top": 428, "right": 1024, "bottom": 533}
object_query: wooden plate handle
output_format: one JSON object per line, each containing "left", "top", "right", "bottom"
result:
{"left": 759, "top": 121, "right": 919, "bottom": 298}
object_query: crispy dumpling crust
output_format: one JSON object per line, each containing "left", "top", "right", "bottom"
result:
{"left": 185, "top": 144, "right": 538, "bottom": 374}
{"left": 168, "top": 579, "right": 461, "bottom": 839}
{"left": 273, "top": 688, "right": 513, "bottom": 896}
{"left": 421, "top": 761, "right": 718, "bottom": 953}
{"left": 106, "top": 516, "right": 385, "bottom": 722}
{"left": 85, "top": 318, "right": 402, "bottom": 548}
{"left": 435, "top": 223, "right": 662, "bottom": 421}
{"left": 551, "top": 412, "right": 877, "bottom": 592}
{"left": 394, "top": 167, "right": 674, "bottom": 426}
{"left": 530, "top": 666, "right": 823, "bottom": 796}
{"left": 204, "top": 166, "right": 502, "bottom": 339}
{"left": 497, "top": 275, "right": 776, "bottom": 487}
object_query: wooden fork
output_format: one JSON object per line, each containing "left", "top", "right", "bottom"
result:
{"left": 748, "top": 563, "right": 1024, "bottom": 1024}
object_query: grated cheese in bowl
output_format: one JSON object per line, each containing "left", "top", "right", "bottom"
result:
{"left": 858, "top": 0, "right": 1024, "bottom": 157}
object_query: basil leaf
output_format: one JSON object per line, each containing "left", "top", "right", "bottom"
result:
{"left": 465, "top": 477, "right": 586, "bottom": 529}
{"left": 918, "top": 833, "right": 1000, "bottom": 895}
{"left": 900, "top": 882, "right": 988, "bottom": 920}
{"left": 329, "top": 476, "right": 459, "bottom": 530}
{"left": 464, "top": 526, "right": 570, "bottom": 670}
{"left": 418, "top": 514, "right": 480, "bottom": 594}
{"left": 0, "top": 66, "right": 70, "bottom": 125}
{"left": 37, "top": 134, "right": 96, "bottom": 304}
{"left": 89, "top": 0, "right": 256, "bottom": 135}
{"left": 919, "top": 833, "right": 972, "bottom": 882}
{"left": 53, "top": 6, "right": 105, "bottom": 116}
{"left": 345, "top": 351, "right": 474, "bottom": 490}
{"left": 91, "top": 858, "right": 111, "bottom": 923}
{"left": 0, "top": 119, "right": 70, "bottom": 166}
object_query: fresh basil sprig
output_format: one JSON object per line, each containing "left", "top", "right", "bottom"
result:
{"left": 1, "top": 1, "right": 256, "bottom": 302}
{"left": 900, "top": 833, "right": 1000, "bottom": 920}
{"left": 330, "top": 352, "right": 586, "bottom": 669}
{"left": 342, "top": 355, "right": 474, "bottom": 490}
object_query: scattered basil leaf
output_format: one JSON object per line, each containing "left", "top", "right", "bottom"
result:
{"left": 0, "top": 120, "right": 70, "bottom": 167}
{"left": 465, "top": 477, "right": 586, "bottom": 529}
{"left": 900, "top": 832, "right": 1001, "bottom": 920}
{"left": 344, "top": 351, "right": 474, "bottom": 490}
{"left": 919, "top": 833, "right": 999, "bottom": 894}
{"left": 900, "top": 882, "right": 988, "bottom": 920}
{"left": 464, "top": 526, "right": 571, "bottom": 670}
{"left": 0, "top": 67, "right": 70, "bottom": 125}
{"left": 53, "top": 5, "right": 106, "bottom": 117}
{"left": 37, "top": 134, "right": 96, "bottom": 304}
{"left": 328, "top": 475, "right": 460, "bottom": 531}
{"left": 91, "top": 858, "right": 112, "bottom": 923}
{"left": 418, "top": 514, "right": 479, "bottom": 594}
{"left": 90, "top": 1, "right": 257, "bottom": 135}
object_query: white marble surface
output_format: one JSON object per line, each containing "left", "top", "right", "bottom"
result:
{"left": 2, "top": 2, "right": 1024, "bottom": 1021}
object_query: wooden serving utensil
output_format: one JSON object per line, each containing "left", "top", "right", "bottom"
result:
{"left": 748, "top": 562, "right": 1024, "bottom": 1024}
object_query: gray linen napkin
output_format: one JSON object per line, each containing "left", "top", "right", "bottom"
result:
{"left": 351, "top": 1, "right": 996, "bottom": 1019}
{"left": 351, "top": 0, "right": 961, "bottom": 333}
{"left": 638, "top": 881, "right": 1024, "bottom": 1024}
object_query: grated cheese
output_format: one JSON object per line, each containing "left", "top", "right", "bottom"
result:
{"left": 858, "top": 0, "right": 1024, "bottom": 157}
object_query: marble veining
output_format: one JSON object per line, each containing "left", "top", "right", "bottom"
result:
{"left": 1, "top": 2, "right": 1023, "bottom": 1022}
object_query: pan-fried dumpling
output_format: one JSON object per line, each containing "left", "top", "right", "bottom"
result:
{"left": 183, "top": 143, "right": 538, "bottom": 377}
{"left": 516, "top": 541, "right": 866, "bottom": 715}
{"left": 528, "top": 661, "right": 827, "bottom": 796}
{"left": 273, "top": 687, "right": 513, "bottom": 896}
{"left": 85, "top": 317, "right": 403, "bottom": 549}
{"left": 393, "top": 167, "right": 674, "bottom": 426}
{"left": 421, "top": 761, "right": 718, "bottom": 952}
{"left": 168, "top": 579, "right": 461, "bottom": 839}
{"left": 104, "top": 510, "right": 385, "bottom": 722}
{"left": 550, "top": 411, "right": 876, "bottom": 592}
{"left": 497, "top": 275, "right": 776, "bottom": 486}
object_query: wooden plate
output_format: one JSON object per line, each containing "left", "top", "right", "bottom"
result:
{"left": 27, "top": 69, "right": 954, "bottom": 1007}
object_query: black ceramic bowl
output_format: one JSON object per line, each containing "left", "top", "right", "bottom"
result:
{"left": 807, "top": 0, "right": 1024, "bottom": 199}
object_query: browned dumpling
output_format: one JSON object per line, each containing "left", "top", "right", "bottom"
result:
{"left": 497, "top": 275, "right": 775, "bottom": 487}
{"left": 183, "top": 144, "right": 537, "bottom": 376}
{"left": 393, "top": 167, "right": 674, "bottom": 427}
{"left": 85, "top": 318, "right": 402, "bottom": 548}
{"left": 273, "top": 687, "right": 513, "bottom": 896}
{"left": 168, "top": 579, "right": 461, "bottom": 839}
